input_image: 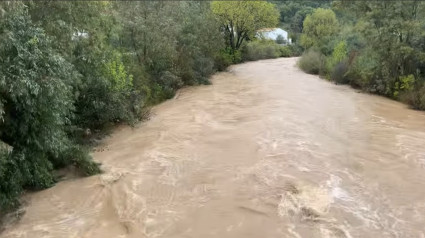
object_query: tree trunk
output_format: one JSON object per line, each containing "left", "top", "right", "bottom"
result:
{"left": 229, "top": 21, "right": 235, "bottom": 51}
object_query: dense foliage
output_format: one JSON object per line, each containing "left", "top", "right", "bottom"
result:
{"left": 296, "top": 1, "right": 425, "bottom": 110}
{"left": 0, "top": 1, "right": 289, "bottom": 213}
{"left": 243, "top": 40, "right": 293, "bottom": 61}
{"left": 0, "top": 3, "right": 101, "bottom": 212}
{"left": 272, "top": 1, "right": 330, "bottom": 43}
{"left": 299, "top": 8, "right": 338, "bottom": 50}
{"left": 211, "top": 1, "right": 280, "bottom": 52}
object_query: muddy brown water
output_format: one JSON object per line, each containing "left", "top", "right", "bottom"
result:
{"left": 2, "top": 58, "right": 425, "bottom": 238}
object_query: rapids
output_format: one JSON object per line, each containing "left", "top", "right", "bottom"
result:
{"left": 2, "top": 58, "right": 425, "bottom": 238}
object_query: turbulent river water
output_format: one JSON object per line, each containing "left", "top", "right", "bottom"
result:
{"left": 2, "top": 57, "right": 425, "bottom": 238}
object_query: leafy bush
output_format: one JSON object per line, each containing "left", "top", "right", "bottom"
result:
{"left": 276, "top": 35, "right": 287, "bottom": 44}
{"left": 147, "top": 70, "right": 187, "bottom": 105}
{"left": 345, "top": 49, "right": 380, "bottom": 90}
{"left": 400, "top": 83, "right": 425, "bottom": 110}
{"left": 297, "top": 49, "right": 326, "bottom": 75}
{"left": 393, "top": 74, "right": 415, "bottom": 98}
{"left": 287, "top": 43, "right": 304, "bottom": 56}
{"left": 215, "top": 49, "right": 234, "bottom": 71}
{"left": 243, "top": 40, "right": 280, "bottom": 61}
{"left": 330, "top": 62, "right": 349, "bottom": 84}
{"left": 192, "top": 55, "right": 215, "bottom": 85}
{"left": 74, "top": 52, "right": 140, "bottom": 129}
{"left": 63, "top": 145, "right": 101, "bottom": 176}
{"left": 279, "top": 46, "right": 293, "bottom": 57}
{"left": 242, "top": 40, "right": 293, "bottom": 61}
{"left": 215, "top": 48, "right": 242, "bottom": 70}
{"left": 326, "top": 41, "right": 348, "bottom": 75}
{"left": 0, "top": 4, "right": 101, "bottom": 212}
{"left": 0, "top": 147, "right": 22, "bottom": 212}
{"left": 105, "top": 55, "right": 134, "bottom": 92}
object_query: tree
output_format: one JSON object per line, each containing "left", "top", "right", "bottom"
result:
{"left": 290, "top": 7, "right": 314, "bottom": 35}
{"left": 0, "top": 4, "right": 75, "bottom": 177}
{"left": 300, "top": 8, "right": 338, "bottom": 49}
{"left": 174, "top": 2, "right": 224, "bottom": 85}
{"left": 327, "top": 40, "right": 348, "bottom": 70}
{"left": 29, "top": 1, "right": 144, "bottom": 129}
{"left": 343, "top": 1, "right": 425, "bottom": 96}
{"left": 0, "top": 4, "right": 99, "bottom": 211}
{"left": 276, "top": 35, "right": 286, "bottom": 44}
{"left": 211, "top": 1, "right": 279, "bottom": 51}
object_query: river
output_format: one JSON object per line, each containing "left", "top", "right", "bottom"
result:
{"left": 2, "top": 57, "right": 425, "bottom": 238}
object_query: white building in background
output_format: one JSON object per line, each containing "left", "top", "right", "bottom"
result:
{"left": 72, "top": 31, "right": 89, "bottom": 40}
{"left": 257, "top": 28, "right": 291, "bottom": 44}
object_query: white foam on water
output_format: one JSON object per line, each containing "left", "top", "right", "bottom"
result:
{"left": 326, "top": 175, "right": 354, "bottom": 203}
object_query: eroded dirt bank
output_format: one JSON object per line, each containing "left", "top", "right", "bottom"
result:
{"left": 2, "top": 58, "right": 425, "bottom": 238}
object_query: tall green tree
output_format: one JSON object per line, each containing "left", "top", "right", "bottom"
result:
{"left": 175, "top": 2, "right": 224, "bottom": 85}
{"left": 300, "top": 8, "right": 338, "bottom": 49}
{"left": 29, "top": 1, "right": 142, "bottom": 129}
{"left": 0, "top": 3, "right": 99, "bottom": 211}
{"left": 211, "top": 1, "right": 280, "bottom": 50}
{"left": 348, "top": 1, "right": 425, "bottom": 96}
{"left": 116, "top": 2, "right": 224, "bottom": 102}
{"left": 274, "top": 1, "right": 330, "bottom": 32}
{"left": 116, "top": 1, "right": 184, "bottom": 102}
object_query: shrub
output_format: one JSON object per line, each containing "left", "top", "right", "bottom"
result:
{"left": 73, "top": 51, "right": 140, "bottom": 129}
{"left": 243, "top": 40, "right": 279, "bottom": 61}
{"left": 0, "top": 147, "right": 22, "bottom": 212}
{"left": 330, "top": 61, "right": 349, "bottom": 84}
{"left": 215, "top": 50, "right": 233, "bottom": 71}
{"left": 63, "top": 145, "right": 101, "bottom": 176}
{"left": 279, "top": 46, "right": 293, "bottom": 57}
{"left": 400, "top": 82, "right": 425, "bottom": 110}
{"left": 0, "top": 5, "right": 101, "bottom": 212}
{"left": 276, "top": 35, "right": 287, "bottom": 44}
{"left": 326, "top": 41, "right": 348, "bottom": 75}
{"left": 297, "top": 49, "right": 326, "bottom": 75}
{"left": 192, "top": 55, "right": 215, "bottom": 85}
{"left": 242, "top": 40, "right": 293, "bottom": 61}
{"left": 345, "top": 49, "right": 380, "bottom": 90}
{"left": 215, "top": 48, "right": 242, "bottom": 71}
{"left": 177, "top": 52, "right": 215, "bottom": 86}
{"left": 287, "top": 44, "right": 303, "bottom": 57}
{"left": 393, "top": 74, "right": 415, "bottom": 98}
{"left": 149, "top": 71, "right": 183, "bottom": 104}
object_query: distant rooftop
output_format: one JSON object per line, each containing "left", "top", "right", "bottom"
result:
{"left": 257, "top": 28, "right": 284, "bottom": 32}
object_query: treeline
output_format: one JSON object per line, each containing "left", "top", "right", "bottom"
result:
{"left": 0, "top": 1, "right": 288, "bottom": 213}
{"left": 273, "top": 1, "right": 330, "bottom": 45}
{"left": 296, "top": 1, "right": 425, "bottom": 110}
